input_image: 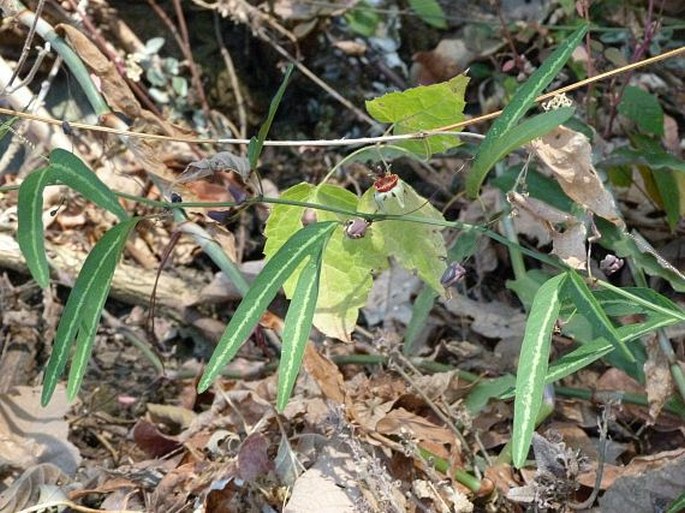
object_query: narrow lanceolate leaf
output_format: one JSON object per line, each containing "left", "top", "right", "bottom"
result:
{"left": 49, "top": 148, "right": 128, "bottom": 221}
{"left": 248, "top": 64, "right": 294, "bottom": 169}
{"left": 512, "top": 272, "right": 567, "bottom": 468}
{"left": 564, "top": 270, "right": 634, "bottom": 362}
{"left": 470, "top": 107, "right": 574, "bottom": 189}
{"left": 65, "top": 219, "right": 137, "bottom": 401}
{"left": 198, "top": 221, "right": 337, "bottom": 393}
{"left": 17, "top": 167, "right": 52, "bottom": 288}
{"left": 466, "top": 24, "right": 588, "bottom": 197}
{"left": 42, "top": 218, "right": 139, "bottom": 405}
{"left": 277, "top": 247, "right": 324, "bottom": 411}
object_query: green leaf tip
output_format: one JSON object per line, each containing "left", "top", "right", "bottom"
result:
{"left": 197, "top": 221, "right": 337, "bottom": 394}
{"left": 466, "top": 23, "right": 588, "bottom": 198}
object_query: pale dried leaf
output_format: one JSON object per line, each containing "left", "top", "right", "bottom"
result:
{"left": 303, "top": 344, "right": 346, "bottom": 405}
{"left": 0, "top": 463, "right": 70, "bottom": 513}
{"left": 550, "top": 221, "right": 587, "bottom": 270}
{"left": 146, "top": 403, "right": 197, "bottom": 430}
{"left": 376, "top": 407, "right": 458, "bottom": 449}
{"left": 179, "top": 151, "right": 251, "bottom": 182}
{"left": 643, "top": 335, "right": 673, "bottom": 422}
{"left": 530, "top": 126, "right": 624, "bottom": 227}
{"left": 284, "top": 445, "right": 360, "bottom": 513}
{"left": 0, "top": 385, "right": 81, "bottom": 475}
{"left": 58, "top": 24, "right": 142, "bottom": 118}
{"left": 509, "top": 190, "right": 588, "bottom": 269}
{"left": 362, "top": 265, "right": 420, "bottom": 327}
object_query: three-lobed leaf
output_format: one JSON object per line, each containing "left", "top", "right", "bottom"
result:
{"left": 366, "top": 74, "right": 469, "bottom": 158}
{"left": 512, "top": 272, "right": 567, "bottom": 468}
{"left": 198, "top": 221, "right": 337, "bottom": 393}
{"left": 264, "top": 183, "right": 387, "bottom": 341}
{"left": 466, "top": 24, "right": 588, "bottom": 197}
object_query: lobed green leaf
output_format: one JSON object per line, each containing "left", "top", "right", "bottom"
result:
{"left": 618, "top": 86, "right": 664, "bottom": 136}
{"left": 365, "top": 74, "right": 469, "bottom": 158}
{"left": 466, "top": 24, "right": 588, "bottom": 197}
{"left": 512, "top": 272, "right": 567, "bottom": 468}
{"left": 42, "top": 218, "right": 139, "bottom": 405}
{"left": 198, "top": 221, "right": 337, "bottom": 393}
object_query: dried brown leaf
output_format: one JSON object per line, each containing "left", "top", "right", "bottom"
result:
{"left": 530, "top": 126, "right": 624, "bottom": 228}
{"left": 238, "top": 433, "right": 273, "bottom": 482}
{"left": 643, "top": 335, "right": 673, "bottom": 422}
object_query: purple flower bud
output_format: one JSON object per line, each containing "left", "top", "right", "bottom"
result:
{"left": 344, "top": 218, "right": 371, "bottom": 239}
{"left": 440, "top": 262, "right": 466, "bottom": 288}
{"left": 599, "top": 254, "right": 624, "bottom": 275}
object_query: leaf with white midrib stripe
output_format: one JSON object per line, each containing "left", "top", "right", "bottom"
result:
{"left": 466, "top": 24, "right": 588, "bottom": 197}
{"left": 42, "top": 218, "right": 139, "bottom": 405}
{"left": 277, "top": 247, "right": 323, "bottom": 411}
{"left": 198, "top": 221, "right": 337, "bottom": 393}
{"left": 512, "top": 272, "right": 567, "bottom": 468}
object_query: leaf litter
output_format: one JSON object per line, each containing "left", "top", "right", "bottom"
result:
{"left": 1, "top": 1, "right": 685, "bottom": 511}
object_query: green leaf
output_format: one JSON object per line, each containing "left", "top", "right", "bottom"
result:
{"left": 618, "top": 86, "right": 664, "bottom": 136}
{"left": 605, "top": 145, "right": 685, "bottom": 173}
{"left": 666, "top": 490, "right": 685, "bottom": 513}
{"left": 408, "top": 0, "right": 447, "bottom": 28}
{"left": 0, "top": 116, "right": 17, "bottom": 141}
{"left": 359, "top": 181, "right": 447, "bottom": 292}
{"left": 42, "top": 218, "right": 139, "bottom": 405}
{"left": 248, "top": 64, "right": 294, "bottom": 169}
{"left": 595, "top": 286, "right": 682, "bottom": 317}
{"left": 403, "top": 286, "right": 438, "bottom": 355}
{"left": 650, "top": 166, "right": 680, "bottom": 231}
{"left": 469, "top": 107, "right": 574, "bottom": 194}
{"left": 17, "top": 167, "right": 52, "bottom": 288}
{"left": 465, "top": 374, "right": 516, "bottom": 415}
{"left": 564, "top": 271, "right": 633, "bottom": 362}
{"left": 264, "top": 183, "right": 387, "bottom": 341}
{"left": 512, "top": 272, "right": 566, "bottom": 468}
{"left": 466, "top": 24, "right": 588, "bottom": 197}
{"left": 365, "top": 75, "right": 469, "bottom": 158}
{"left": 545, "top": 337, "right": 614, "bottom": 384}
{"left": 344, "top": 1, "right": 379, "bottom": 36}
{"left": 198, "top": 221, "right": 337, "bottom": 392}
{"left": 49, "top": 149, "right": 128, "bottom": 220}
{"left": 277, "top": 248, "right": 324, "bottom": 411}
